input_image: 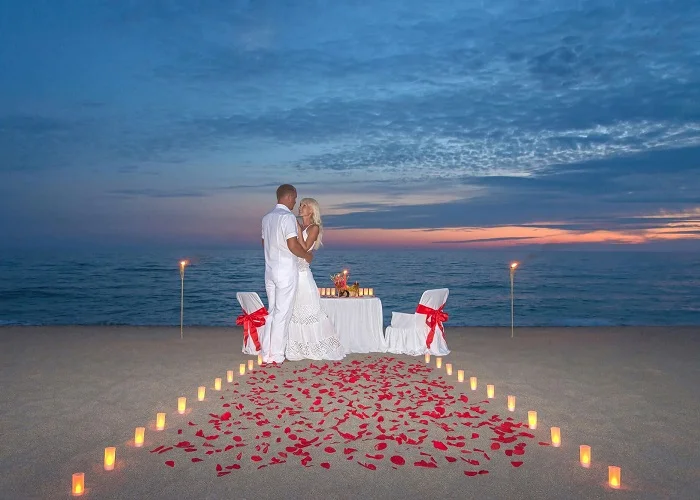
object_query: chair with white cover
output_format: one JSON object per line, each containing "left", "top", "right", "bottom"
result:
{"left": 235, "top": 292, "right": 269, "bottom": 355}
{"left": 385, "top": 288, "right": 450, "bottom": 356}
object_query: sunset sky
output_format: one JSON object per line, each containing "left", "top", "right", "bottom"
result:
{"left": 1, "top": 0, "right": 699, "bottom": 250}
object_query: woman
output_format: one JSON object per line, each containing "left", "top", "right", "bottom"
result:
{"left": 286, "top": 198, "right": 345, "bottom": 361}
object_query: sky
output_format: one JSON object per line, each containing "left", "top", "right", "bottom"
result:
{"left": 1, "top": 0, "right": 699, "bottom": 250}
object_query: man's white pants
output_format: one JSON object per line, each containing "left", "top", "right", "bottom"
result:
{"left": 263, "top": 274, "right": 298, "bottom": 363}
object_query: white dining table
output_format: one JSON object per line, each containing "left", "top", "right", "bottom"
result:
{"left": 320, "top": 296, "right": 387, "bottom": 353}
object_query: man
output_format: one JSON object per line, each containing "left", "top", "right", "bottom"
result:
{"left": 261, "top": 184, "right": 313, "bottom": 364}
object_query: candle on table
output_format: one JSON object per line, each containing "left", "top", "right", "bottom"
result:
{"left": 528, "top": 411, "right": 537, "bottom": 429}
{"left": 457, "top": 370, "right": 464, "bottom": 382}
{"left": 156, "top": 412, "right": 166, "bottom": 431}
{"left": 368, "top": 288, "right": 374, "bottom": 296}
{"left": 550, "top": 427, "right": 561, "bottom": 447}
{"left": 227, "top": 370, "right": 233, "bottom": 383}
{"left": 507, "top": 395, "right": 516, "bottom": 411}
{"left": 134, "top": 427, "right": 145, "bottom": 447}
{"left": 608, "top": 466, "right": 621, "bottom": 489}
{"left": 580, "top": 445, "right": 591, "bottom": 468}
{"left": 239, "top": 363, "right": 246, "bottom": 375}
{"left": 487, "top": 384, "right": 495, "bottom": 398}
{"left": 178, "top": 397, "right": 187, "bottom": 414}
{"left": 198, "top": 386, "right": 206, "bottom": 401}
{"left": 72, "top": 472, "right": 84, "bottom": 496}
{"left": 445, "top": 363, "right": 453, "bottom": 375}
{"left": 436, "top": 357, "right": 442, "bottom": 369}
{"left": 248, "top": 359, "right": 254, "bottom": 371}
{"left": 104, "top": 447, "right": 116, "bottom": 471}
{"left": 470, "top": 377, "right": 477, "bottom": 390}
{"left": 214, "top": 378, "right": 221, "bottom": 391}
{"left": 359, "top": 288, "right": 364, "bottom": 296}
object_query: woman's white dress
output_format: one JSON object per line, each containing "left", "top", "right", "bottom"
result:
{"left": 286, "top": 229, "right": 345, "bottom": 361}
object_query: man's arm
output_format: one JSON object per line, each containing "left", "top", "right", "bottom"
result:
{"left": 287, "top": 236, "right": 313, "bottom": 263}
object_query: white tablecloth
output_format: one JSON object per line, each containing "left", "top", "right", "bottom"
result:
{"left": 320, "top": 297, "right": 387, "bottom": 353}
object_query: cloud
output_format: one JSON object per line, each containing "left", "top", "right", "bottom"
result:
{"left": 1, "top": 0, "right": 700, "bottom": 247}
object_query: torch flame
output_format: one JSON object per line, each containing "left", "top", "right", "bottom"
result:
{"left": 510, "top": 262, "right": 518, "bottom": 269}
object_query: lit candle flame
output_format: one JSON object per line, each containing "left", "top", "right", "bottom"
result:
{"left": 510, "top": 262, "right": 518, "bottom": 270}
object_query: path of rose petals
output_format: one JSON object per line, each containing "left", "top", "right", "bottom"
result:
{"left": 152, "top": 357, "right": 535, "bottom": 477}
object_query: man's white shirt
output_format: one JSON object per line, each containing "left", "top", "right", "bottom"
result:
{"left": 262, "top": 204, "right": 299, "bottom": 283}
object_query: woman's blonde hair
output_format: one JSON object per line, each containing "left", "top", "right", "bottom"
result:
{"left": 300, "top": 197, "right": 323, "bottom": 250}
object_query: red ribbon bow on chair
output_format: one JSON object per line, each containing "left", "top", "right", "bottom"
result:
{"left": 415, "top": 304, "right": 449, "bottom": 348}
{"left": 235, "top": 306, "right": 267, "bottom": 352}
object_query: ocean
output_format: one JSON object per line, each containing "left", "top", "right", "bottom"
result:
{"left": 1, "top": 248, "right": 699, "bottom": 328}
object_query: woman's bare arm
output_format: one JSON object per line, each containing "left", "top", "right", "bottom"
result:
{"left": 299, "top": 225, "right": 320, "bottom": 251}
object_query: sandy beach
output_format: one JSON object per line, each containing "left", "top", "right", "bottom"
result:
{"left": 1, "top": 325, "right": 698, "bottom": 499}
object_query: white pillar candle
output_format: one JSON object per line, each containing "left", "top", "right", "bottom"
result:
{"left": 257, "top": 354, "right": 263, "bottom": 366}
{"left": 178, "top": 397, "right": 187, "bottom": 414}
{"left": 368, "top": 288, "right": 374, "bottom": 296}
{"left": 239, "top": 363, "right": 246, "bottom": 375}
{"left": 424, "top": 353, "right": 430, "bottom": 363}
{"left": 486, "top": 384, "right": 495, "bottom": 398}
{"left": 445, "top": 363, "right": 453, "bottom": 375}
{"left": 470, "top": 376, "right": 477, "bottom": 390}
{"left": 104, "top": 447, "right": 116, "bottom": 471}
{"left": 72, "top": 472, "right": 84, "bottom": 496}
{"left": 134, "top": 427, "right": 145, "bottom": 447}
{"left": 248, "top": 359, "right": 254, "bottom": 371}
{"left": 214, "top": 378, "right": 221, "bottom": 391}
{"left": 198, "top": 386, "right": 206, "bottom": 401}
{"left": 507, "top": 395, "right": 516, "bottom": 411}
{"left": 226, "top": 370, "right": 233, "bottom": 383}
{"left": 436, "top": 357, "right": 442, "bottom": 369}
{"left": 156, "top": 412, "right": 166, "bottom": 431}
{"left": 550, "top": 427, "right": 561, "bottom": 447}
{"left": 580, "top": 445, "right": 591, "bottom": 468}
{"left": 608, "top": 466, "right": 621, "bottom": 489}
{"left": 528, "top": 411, "right": 537, "bottom": 430}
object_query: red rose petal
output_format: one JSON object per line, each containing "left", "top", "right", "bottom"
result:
{"left": 165, "top": 460, "right": 175, "bottom": 467}
{"left": 321, "top": 462, "right": 331, "bottom": 469}
{"left": 511, "top": 461, "right": 524, "bottom": 467}
{"left": 390, "top": 455, "right": 405, "bottom": 466}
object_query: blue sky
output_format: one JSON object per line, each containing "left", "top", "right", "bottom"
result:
{"left": 1, "top": 0, "right": 699, "bottom": 249}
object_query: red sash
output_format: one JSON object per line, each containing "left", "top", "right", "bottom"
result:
{"left": 415, "top": 304, "right": 448, "bottom": 348}
{"left": 235, "top": 306, "right": 267, "bottom": 351}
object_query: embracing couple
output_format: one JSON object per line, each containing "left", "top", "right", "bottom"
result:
{"left": 260, "top": 184, "right": 345, "bottom": 364}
